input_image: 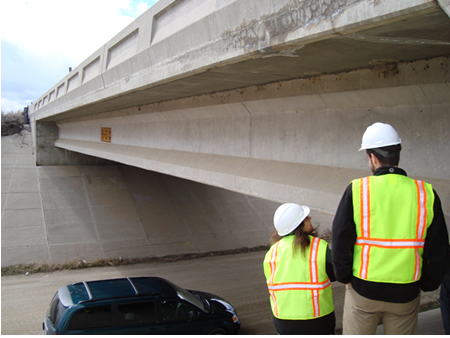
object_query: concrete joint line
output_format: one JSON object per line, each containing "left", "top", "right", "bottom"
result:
{"left": 36, "top": 166, "right": 51, "bottom": 263}
{"left": 79, "top": 167, "right": 104, "bottom": 256}
{"left": 234, "top": 102, "right": 253, "bottom": 194}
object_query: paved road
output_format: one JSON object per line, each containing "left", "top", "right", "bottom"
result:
{"left": 1, "top": 250, "right": 444, "bottom": 335}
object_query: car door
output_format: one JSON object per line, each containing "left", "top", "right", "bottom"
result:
{"left": 111, "top": 299, "right": 161, "bottom": 334}
{"left": 157, "top": 299, "right": 212, "bottom": 334}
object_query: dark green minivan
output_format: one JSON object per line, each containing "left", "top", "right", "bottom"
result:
{"left": 43, "top": 277, "right": 240, "bottom": 335}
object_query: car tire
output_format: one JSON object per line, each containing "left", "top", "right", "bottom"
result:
{"left": 208, "top": 328, "right": 228, "bottom": 335}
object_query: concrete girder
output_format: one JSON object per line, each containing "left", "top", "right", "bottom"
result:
{"left": 50, "top": 57, "right": 450, "bottom": 219}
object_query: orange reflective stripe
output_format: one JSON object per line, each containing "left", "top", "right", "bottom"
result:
{"left": 360, "top": 177, "right": 370, "bottom": 238}
{"left": 269, "top": 241, "right": 280, "bottom": 317}
{"left": 356, "top": 237, "right": 425, "bottom": 249}
{"left": 267, "top": 277, "right": 331, "bottom": 317}
{"left": 267, "top": 279, "right": 332, "bottom": 291}
{"left": 414, "top": 248, "right": 421, "bottom": 280}
{"left": 269, "top": 242, "right": 279, "bottom": 284}
{"left": 310, "top": 237, "right": 320, "bottom": 317}
{"left": 415, "top": 180, "right": 427, "bottom": 240}
{"left": 359, "top": 243, "right": 369, "bottom": 279}
{"left": 414, "top": 180, "right": 428, "bottom": 279}
{"left": 312, "top": 289, "right": 319, "bottom": 317}
{"left": 309, "top": 237, "right": 319, "bottom": 283}
{"left": 359, "top": 178, "right": 370, "bottom": 279}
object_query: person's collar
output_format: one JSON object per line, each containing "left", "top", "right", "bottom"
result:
{"left": 373, "top": 166, "right": 407, "bottom": 176}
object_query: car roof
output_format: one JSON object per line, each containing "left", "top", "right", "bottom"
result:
{"left": 58, "top": 277, "right": 178, "bottom": 307}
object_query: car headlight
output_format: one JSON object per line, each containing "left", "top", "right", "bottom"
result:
{"left": 211, "top": 299, "right": 240, "bottom": 323}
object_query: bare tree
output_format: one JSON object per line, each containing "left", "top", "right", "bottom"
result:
{"left": 1, "top": 109, "right": 26, "bottom": 136}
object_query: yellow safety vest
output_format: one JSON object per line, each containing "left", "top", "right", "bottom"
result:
{"left": 263, "top": 235, "right": 334, "bottom": 320}
{"left": 352, "top": 174, "right": 434, "bottom": 283}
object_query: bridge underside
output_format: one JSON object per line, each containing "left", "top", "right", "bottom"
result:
{"left": 43, "top": 57, "right": 450, "bottom": 219}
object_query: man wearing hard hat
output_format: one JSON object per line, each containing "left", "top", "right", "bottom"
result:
{"left": 331, "top": 122, "right": 449, "bottom": 335}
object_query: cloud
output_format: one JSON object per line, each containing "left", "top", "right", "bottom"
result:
{"left": 1, "top": 0, "right": 158, "bottom": 112}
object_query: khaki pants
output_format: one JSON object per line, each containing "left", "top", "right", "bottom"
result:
{"left": 343, "top": 283, "right": 420, "bottom": 335}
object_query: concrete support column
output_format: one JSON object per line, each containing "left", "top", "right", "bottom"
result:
{"left": 35, "top": 121, "right": 64, "bottom": 166}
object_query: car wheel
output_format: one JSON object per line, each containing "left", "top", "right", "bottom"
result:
{"left": 208, "top": 328, "right": 227, "bottom": 335}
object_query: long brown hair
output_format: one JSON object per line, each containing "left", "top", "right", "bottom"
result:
{"left": 270, "top": 221, "right": 318, "bottom": 257}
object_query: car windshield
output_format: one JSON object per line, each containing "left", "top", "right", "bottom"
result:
{"left": 165, "top": 281, "right": 206, "bottom": 311}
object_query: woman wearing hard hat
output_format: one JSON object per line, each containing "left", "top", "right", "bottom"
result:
{"left": 263, "top": 203, "right": 336, "bottom": 335}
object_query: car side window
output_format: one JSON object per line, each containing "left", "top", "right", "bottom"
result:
{"left": 68, "top": 305, "right": 112, "bottom": 331}
{"left": 160, "top": 300, "right": 199, "bottom": 322}
{"left": 117, "top": 302, "right": 157, "bottom": 327}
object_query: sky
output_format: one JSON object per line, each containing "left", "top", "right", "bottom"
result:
{"left": 1, "top": 0, "right": 159, "bottom": 113}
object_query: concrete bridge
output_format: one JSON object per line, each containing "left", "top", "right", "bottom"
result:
{"left": 15, "top": 0, "right": 450, "bottom": 265}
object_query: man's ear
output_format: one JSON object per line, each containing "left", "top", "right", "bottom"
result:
{"left": 370, "top": 152, "right": 382, "bottom": 167}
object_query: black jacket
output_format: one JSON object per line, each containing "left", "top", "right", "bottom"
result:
{"left": 332, "top": 166, "right": 449, "bottom": 303}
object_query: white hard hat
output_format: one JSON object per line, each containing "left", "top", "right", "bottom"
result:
{"left": 273, "top": 203, "right": 310, "bottom": 236}
{"left": 359, "top": 122, "right": 401, "bottom": 151}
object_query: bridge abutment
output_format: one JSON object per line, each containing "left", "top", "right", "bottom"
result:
{"left": 32, "top": 120, "right": 115, "bottom": 166}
